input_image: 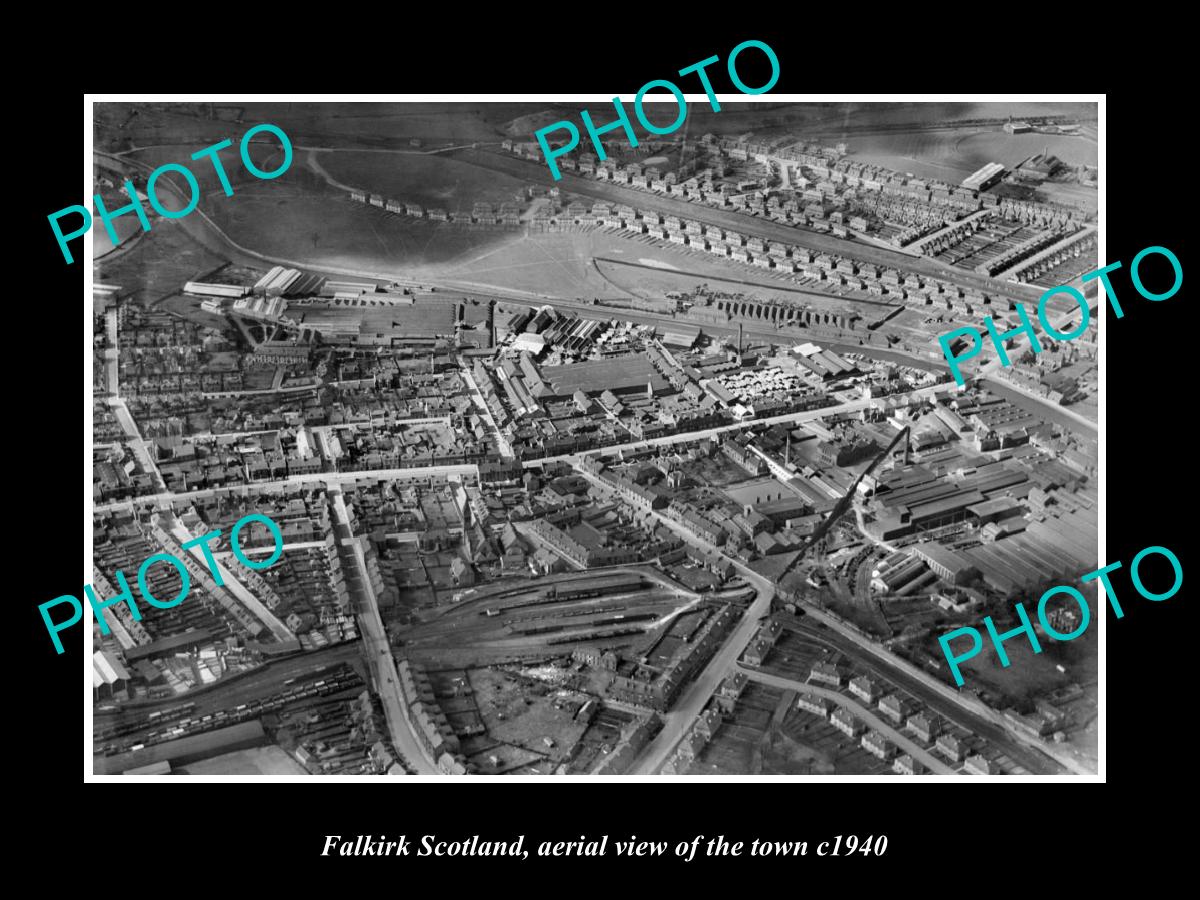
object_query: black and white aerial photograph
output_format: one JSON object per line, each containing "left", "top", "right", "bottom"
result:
{"left": 87, "top": 98, "right": 1101, "bottom": 778}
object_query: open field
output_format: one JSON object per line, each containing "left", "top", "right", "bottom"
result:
{"left": 469, "top": 667, "right": 591, "bottom": 765}
{"left": 437, "top": 229, "right": 638, "bottom": 299}
{"left": 96, "top": 102, "right": 522, "bottom": 155}
{"left": 214, "top": 193, "right": 515, "bottom": 275}
{"left": 951, "top": 625, "right": 1096, "bottom": 709}
{"left": 94, "top": 216, "right": 228, "bottom": 307}
{"left": 318, "top": 150, "right": 530, "bottom": 213}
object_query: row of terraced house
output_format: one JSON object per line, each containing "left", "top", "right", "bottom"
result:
{"left": 395, "top": 658, "right": 473, "bottom": 775}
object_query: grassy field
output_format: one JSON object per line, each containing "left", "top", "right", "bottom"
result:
{"left": 210, "top": 192, "right": 516, "bottom": 276}
{"left": 97, "top": 102, "right": 521, "bottom": 156}
{"left": 470, "top": 667, "right": 589, "bottom": 763}
{"left": 95, "top": 216, "right": 228, "bottom": 306}
{"left": 435, "top": 230, "right": 638, "bottom": 298}
{"left": 318, "top": 150, "right": 531, "bottom": 213}
{"left": 953, "top": 626, "right": 1096, "bottom": 708}
{"left": 101, "top": 103, "right": 1100, "bottom": 302}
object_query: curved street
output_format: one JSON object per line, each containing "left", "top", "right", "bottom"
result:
{"left": 735, "top": 664, "right": 956, "bottom": 775}
{"left": 785, "top": 608, "right": 1089, "bottom": 775}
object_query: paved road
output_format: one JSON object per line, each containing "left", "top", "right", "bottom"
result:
{"left": 108, "top": 397, "right": 169, "bottom": 491}
{"left": 92, "top": 464, "right": 478, "bottom": 515}
{"left": 329, "top": 488, "right": 440, "bottom": 775}
{"left": 951, "top": 296, "right": 1100, "bottom": 437}
{"left": 736, "top": 664, "right": 956, "bottom": 775}
{"left": 461, "top": 367, "right": 514, "bottom": 458}
{"left": 783, "top": 613, "right": 1086, "bottom": 775}
{"left": 448, "top": 149, "right": 1044, "bottom": 305}
{"left": 981, "top": 374, "right": 1098, "bottom": 436}
{"left": 103, "top": 307, "right": 119, "bottom": 396}
{"left": 627, "top": 585, "right": 772, "bottom": 775}
{"left": 573, "top": 469, "right": 777, "bottom": 774}
{"left": 537, "top": 382, "right": 945, "bottom": 471}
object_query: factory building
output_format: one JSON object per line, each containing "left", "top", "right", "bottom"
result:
{"left": 961, "top": 162, "right": 1006, "bottom": 192}
{"left": 183, "top": 282, "right": 249, "bottom": 298}
{"left": 252, "top": 266, "right": 305, "bottom": 297}
{"left": 93, "top": 650, "right": 130, "bottom": 702}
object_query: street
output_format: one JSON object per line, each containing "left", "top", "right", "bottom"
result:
{"left": 736, "top": 664, "right": 955, "bottom": 775}
{"left": 329, "top": 488, "right": 440, "bottom": 775}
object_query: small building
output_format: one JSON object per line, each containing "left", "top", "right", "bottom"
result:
{"left": 796, "top": 694, "right": 832, "bottom": 719}
{"left": 893, "top": 754, "right": 924, "bottom": 775}
{"left": 907, "top": 713, "right": 941, "bottom": 743}
{"left": 808, "top": 661, "right": 843, "bottom": 687}
{"left": 936, "top": 732, "right": 967, "bottom": 762}
{"left": 861, "top": 729, "right": 895, "bottom": 761}
{"left": 831, "top": 707, "right": 864, "bottom": 739}
{"left": 714, "top": 671, "right": 748, "bottom": 715}
{"left": 93, "top": 650, "right": 131, "bottom": 702}
{"left": 572, "top": 647, "right": 618, "bottom": 670}
{"left": 695, "top": 707, "right": 723, "bottom": 741}
{"left": 964, "top": 754, "right": 1002, "bottom": 776}
{"left": 877, "top": 693, "right": 913, "bottom": 725}
{"left": 848, "top": 675, "right": 882, "bottom": 704}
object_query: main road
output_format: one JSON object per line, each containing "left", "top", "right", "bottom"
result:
{"left": 626, "top": 580, "right": 773, "bottom": 775}
{"left": 574, "top": 467, "right": 776, "bottom": 774}
{"left": 539, "top": 384, "right": 949, "bottom": 469}
{"left": 92, "top": 464, "right": 479, "bottom": 516}
{"left": 329, "top": 487, "right": 440, "bottom": 775}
